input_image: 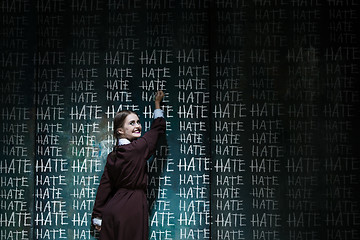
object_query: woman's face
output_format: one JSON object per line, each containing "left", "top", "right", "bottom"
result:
{"left": 118, "top": 113, "right": 142, "bottom": 141}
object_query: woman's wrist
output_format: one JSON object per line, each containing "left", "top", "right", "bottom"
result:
{"left": 93, "top": 217, "right": 102, "bottom": 226}
{"left": 155, "top": 101, "right": 161, "bottom": 109}
{"left": 154, "top": 109, "right": 164, "bottom": 119}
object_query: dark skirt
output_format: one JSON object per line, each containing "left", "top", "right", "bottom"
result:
{"left": 100, "top": 188, "right": 148, "bottom": 240}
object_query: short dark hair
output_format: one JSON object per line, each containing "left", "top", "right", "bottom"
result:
{"left": 113, "top": 110, "right": 138, "bottom": 139}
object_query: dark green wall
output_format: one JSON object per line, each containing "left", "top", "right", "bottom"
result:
{"left": 1, "top": 0, "right": 359, "bottom": 239}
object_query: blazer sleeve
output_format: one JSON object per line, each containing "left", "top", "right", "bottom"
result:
{"left": 131, "top": 117, "right": 166, "bottom": 160}
{"left": 91, "top": 161, "right": 113, "bottom": 221}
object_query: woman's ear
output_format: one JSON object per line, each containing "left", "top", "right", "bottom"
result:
{"left": 116, "top": 128, "right": 124, "bottom": 136}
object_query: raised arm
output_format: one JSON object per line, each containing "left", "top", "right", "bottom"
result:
{"left": 139, "top": 90, "right": 166, "bottom": 158}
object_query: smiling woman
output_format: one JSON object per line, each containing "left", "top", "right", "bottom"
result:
{"left": 91, "top": 90, "right": 166, "bottom": 240}
{"left": 114, "top": 111, "right": 142, "bottom": 142}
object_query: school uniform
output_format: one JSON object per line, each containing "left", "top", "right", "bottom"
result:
{"left": 92, "top": 110, "right": 165, "bottom": 239}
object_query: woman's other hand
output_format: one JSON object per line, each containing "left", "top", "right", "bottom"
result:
{"left": 94, "top": 225, "right": 101, "bottom": 231}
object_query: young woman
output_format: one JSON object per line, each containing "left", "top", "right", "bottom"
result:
{"left": 91, "top": 90, "right": 166, "bottom": 239}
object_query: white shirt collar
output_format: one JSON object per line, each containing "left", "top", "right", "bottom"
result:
{"left": 118, "top": 138, "right": 131, "bottom": 146}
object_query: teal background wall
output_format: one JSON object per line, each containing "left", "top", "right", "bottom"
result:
{"left": 1, "top": 0, "right": 359, "bottom": 239}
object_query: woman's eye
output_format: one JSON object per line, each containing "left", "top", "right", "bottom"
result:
{"left": 129, "top": 120, "right": 140, "bottom": 126}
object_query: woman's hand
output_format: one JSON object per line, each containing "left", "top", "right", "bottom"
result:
{"left": 92, "top": 217, "right": 102, "bottom": 232}
{"left": 94, "top": 225, "right": 101, "bottom": 231}
{"left": 155, "top": 90, "right": 164, "bottom": 109}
